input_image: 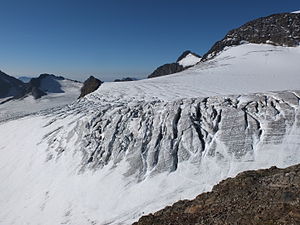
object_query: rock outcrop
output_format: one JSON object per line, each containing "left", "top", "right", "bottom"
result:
{"left": 114, "top": 77, "right": 137, "bottom": 82}
{"left": 133, "top": 163, "right": 300, "bottom": 225}
{"left": 148, "top": 50, "right": 201, "bottom": 78}
{"left": 79, "top": 76, "right": 102, "bottom": 98}
{"left": 148, "top": 63, "right": 185, "bottom": 78}
{"left": 202, "top": 13, "right": 300, "bottom": 60}
{"left": 0, "top": 70, "right": 26, "bottom": 102}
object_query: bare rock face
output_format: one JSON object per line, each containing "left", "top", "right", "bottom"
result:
{"left": 79, "top": 76, "right": 102, "bottom": 98}
{"left": 202, "top": 13, "right": 300, "bottom": 60}
{"left": 0, "top": 70, "right": 26, "bottom": 102}
{"left": 133, "top": 163, "right": 300, "bottom": 225}
{"left": 148, "top": 50, "right": 201, "bottom": 78}
{"left": 148, "top": 63, "right": 185, "bottom": 78}
{"left": 114, "top": 77, "right": 137, "bottom": 82}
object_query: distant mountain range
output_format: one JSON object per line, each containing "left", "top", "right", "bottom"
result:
{"left": 0, "top": 72, "right": 82, "bottom": 103}
{"left": 18, "top": 76, "right": 33, "bottom": 83}
{"left": 114, "top": 77, "right": 138, "bottom": 82}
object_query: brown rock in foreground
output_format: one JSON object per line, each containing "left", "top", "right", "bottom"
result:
{"left": 133, "top": 164, "right": 300, "bottom": 225}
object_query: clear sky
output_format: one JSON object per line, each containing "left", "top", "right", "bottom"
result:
{"left": 0, "top": 0, "right": 299, "bottom": 81}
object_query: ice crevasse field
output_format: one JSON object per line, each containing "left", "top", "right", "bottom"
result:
{"left": 0, "top": 43, "right": 300, "bottom": 225}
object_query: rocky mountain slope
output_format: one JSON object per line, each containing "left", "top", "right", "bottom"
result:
{"left": 114, "top": 77, "right": 137, "bottom": 82}
{"left": 148, "top": 51, "right": 201, "bottom": 78}
{"left": 0, "top": 70, "right": 26, "bottom": 103}
{"left": 134, "top": 163, "right": 300, "bottom": 225}
{"left": 202, "top": 12, "right": 300, "bottom": 60}
{"left": 79, "top": 76, "right": 103, "bottom": 98}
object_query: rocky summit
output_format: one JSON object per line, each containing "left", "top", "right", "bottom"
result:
{"left": 148, "top": 50, "right": 201, "bottom": 78}
{"left": 79, "top": 76, "right": 103, "bottom": 98}
{"left": 133, "top": 163, "right": 300, "bottom": 225}
{"left": 148, "top": 63, "right": 184, "bottom": 78}
{"left": 202, "top": 12, "right": 300, "bottom": 60}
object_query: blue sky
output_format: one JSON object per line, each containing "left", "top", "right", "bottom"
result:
{"left": 0, "top": 0, "right": 299, "bottom": 81}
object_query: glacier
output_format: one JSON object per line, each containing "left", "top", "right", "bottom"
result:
{"left": 1, "top": 44, "right": 300, "bottom": 225}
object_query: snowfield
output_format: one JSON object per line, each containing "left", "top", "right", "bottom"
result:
{"left": 0, "top": 43, "right": 300, "bottom": 225}
{"left": 89, "top": 44, "right": 300, "bottom": 103}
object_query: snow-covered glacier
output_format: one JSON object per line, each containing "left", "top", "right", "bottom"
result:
{"left": 1, "top": 44, "right": 300, "bottom": 225}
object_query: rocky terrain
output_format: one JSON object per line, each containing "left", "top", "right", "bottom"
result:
{"left": 114, "top": 77, "right": 137, "bottom": 82}
{"left": 202, "top": 12, "right": 300, "bottom": 60}
{"left": 0, "top": 70, "right": 26, "bottom": 102}
{"left": 148, "top": 50, "right": 201, "bottom": 78}
{"left": 133, "top": 163, "right": 300, "bottom": 225}
{"left": 79, "top": 76, "right": 103, "bottom": 98}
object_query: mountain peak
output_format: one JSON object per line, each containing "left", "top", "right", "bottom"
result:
{"left": 79, "top": 76, "right": 103, "bottom": 98}
{"left": 202, "top": 12, "right": 300, "bottom": 60}
{"left": 176, "top": 50, "right": 201, "bottom": 63}
{"left": 148, "top": 50, "right": 201, "bottom": 78}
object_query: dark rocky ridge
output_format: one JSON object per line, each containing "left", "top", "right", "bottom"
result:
{"left": 148, "top": 50, "right": 201, "bottom": 78}
{"left": 114, "top": 77, "right": 137, "bottom": 82}
{"left": 202, "top": 12, "right": 300, "bottom": 60}
{"left": 133, "top": 163, "right": 300, "bottom": 225}
{"left": 79, "top": 76, "right": 103, "bottom": 98}
{"left": 148, "top": 63, "right": 184, "bottom": 78}
{"left": 0, "top": 71, "right": 26, "bottom": 103}
{"left": 0, "top": 72, "right": 81, "bottom": 102}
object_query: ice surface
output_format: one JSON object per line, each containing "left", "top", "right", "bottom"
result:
{"left": 0, "top": 43, "right": 300, "bottom": 225}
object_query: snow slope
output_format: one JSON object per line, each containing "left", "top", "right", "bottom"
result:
{"left": 177, "top": 53, "right": 201, "bottom": 67}
{"left": 90, "top": 44, "right": 300, "bottom": 103}
{"left": 0, "top": 43, "right": 300, "bottom": 225}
